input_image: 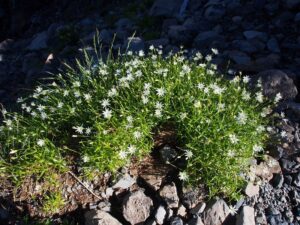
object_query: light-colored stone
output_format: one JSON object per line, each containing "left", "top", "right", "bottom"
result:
{"left": 245, "top": 183, "right": 259, "bottom": 197}
{"left": 159, "top": 182, "right": 179, "bottom": 208}
{"left": 27, "top": 31, "right": 48, "bottom": 50}
{"left": 155, "top": 206, "right": 166, "bottom": 225}
{"left": 123, "top": 190, "right": 153, "bottom": 225}
{"left": 112, "top": 174, "right": 136, "bottom": 190}
{"left": 177, "top": 204, "right": 187, "bottom": 217}
{"left": 85, "top": 210, "right": 122, "bottom": 225}
{"left": 203, "top": 199, "right": 230, "bottom": 225}
{"left": 190, "top": 202, "right": 206, "bottom": 215}
{"left": 236, "top": 206, "right": 255, "bottom": 225}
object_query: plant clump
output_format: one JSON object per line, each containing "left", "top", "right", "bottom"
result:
{"left": 0, "top": 45, "right": 281, "bottom": 200}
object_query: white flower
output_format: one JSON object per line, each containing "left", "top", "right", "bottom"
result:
{"left": 243, "top": 76, "right": 250, "bottom": 83}
{"left": 83, "top": 155, "right": 90, "bottom": 163}
{"left": 37, "top": 139, "right": 45, "bottom": 147}
{"left": 194, "top": 101, "right": 201, "bottom": 108}
{"left": 253, "top": 144, "right": 263, "bottom": 153}
{"left": 227, "top": 150, "right": 235, "bottom": 157}
{"left": 256, "top": 125, "right": 265, "bottom": 133}
{"left": 144, "top": 83, "right": 151, "bottom": 90}
{"left": 212, "top": 84, "right": 225, "bottom": 95}
{"left": 274, "top": 93, "right": 282, "bottom": 103}
{"left": 133, "top": 131, "right": 142, "bottom": 139}
{"left": 74, "top": 91, "right": 81, "bottom": 98}
{"left": 280, "top": 130, "right": 287, "bottom": 138}
{"left": 135, "top": 70, "right": 143, "bottom": 77}
{"left": 155, "top": 102, "right": 163, "bottom": 110}
{"left": 128, "top": 145, "right": 137, "bottom": 154}
{"left": 205, "top": 54, "right": 212, "bottom": 61}
{"left": 85, "top": 127, "right": 92, "bottom": 135}
{"left": 229, "top": 134, "right": 239, "bottom": 144}
{"left": 37, "top": 105, "right": 45, "bottom": 112}
{"left": 138, "top": 50, "right": 145, "bottom": 57}
{"left": 74, "top": 81, "right": 81, "bottom": 87}
{"left": 142, "top": 96, "right": 149, "bottom": 104}
{"left": 236, "top": 111, "right": 247, "bottom": 125}
{"left": 204, "top": 87, "right": 209, "bottom": 93}
{"left": 232, "top": 76, "right": 240, "bottom": 83}
{"left": 185, "top": 150, "right": 193, "bottom": 159}
{"left": 180, "top": 112, "right": 187, "bottom": 120}
{"left": 73, "top": 126, "right": 84, "bottom": 134}
{"left": 84, "top": 93, "right": 92, "bottom": 101}
{"left": 242, "top": 90, "right": 251, "bottom": 100}
{"left": 255, "top": 92, "right": 264, "bottom": 103}
{"left": 182, "top": 65, "right": 191, "bottom": 74}
{"left": 103, "top": 108, "right": 112, "bottom": 119}
{"left": 36, "top": 86, "right": 43, "bottom": 93}
{"left": 41, "top": 112, "right": 47, "bottom": 120}
{"left": 119, "top": 150, "right": 128, "bottom": 159}
{"left": 127, "top": 116, "right": 133, "bottom": 124}
{"left": 57, "top": 102, "right": 64, "bottom": 108}
{"left": 127, "top": 51, "right": 133, "bottom": 56}
{"left": 4, "top": 119, "right": 12, "bottom": 126}
{"left": 149, "top": 45, "right": 155, "bottom": 50}
{"left": 211, "top": 48, "right": 219, "bottom": 55}
{"left": 179, "top": 171, "right": 188, "bottom": 181}
{"left": 228, "top": 205, "right": 238, "bottom": 215}
{"left": 156, "top": 88, "right": 166, "bottom": 97}
{"left": 218, "top": 103, "right": 225, "bottom": 110}
{"left": 101, "top": 99, "right": 110, "bottom": 108}
{"left": 155, "top": 109, "right": 162, "bottom": 118}
{"left": 197, "top": 83, "right": 204, "bottom": 90}
{"left": 108, "top": 87, "right": 117, "bottom": 97}
{"left": 63, "top": 90, "right": 69, "bottom": 96}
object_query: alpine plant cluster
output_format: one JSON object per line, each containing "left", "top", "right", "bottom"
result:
{"left": 0, "top": 46, "right": 281, "bottom": 199}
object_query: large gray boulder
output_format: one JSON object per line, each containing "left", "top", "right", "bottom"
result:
{"left": 236, "top": 206, "right": 255, "bottom": 225}
{"left": 150, "top": 0, "right": 182, "bottom": 17}
{"left": 203, "top": 199, "right": 230, "bottom": 225}
{"left": 123, "top": 190, "right": 153, "bottom": 224}
{"left": 85, "top": 210, "right": 122, "bottom": 225}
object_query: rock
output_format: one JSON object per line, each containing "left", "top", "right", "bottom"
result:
{"left": 293, "top": 172, "right": 300, "bottom": 187}
{"left": 159, "top": 183, "right": 179, "bottom": 208}
{"left": 155, "top": 206, "right": 166, "bottom": 225}
{"left": 22, "top": 53, "right": 44, "bottom": 77}
{"left": 204, "top": 5, "right": 225, "bottom": 21}
{"left": 99, "top": 29, "right": 113, "bottom": 45}
{"left": 270, "top": 173, "right": 284, "bottom": 189}
{"left": 286, "top": 0, "right": 300, "bottom": 9}
{"left": 203, "top": 199, "right": 230, "bottom": 225}
{"left": 190, "top": 202, "right": 206, "bottom": 215}
{"left": 188, "top": 215, "right": 205, "bottom": 225}
{"left": 256, "top": 70, "right": 298, "bottom": 100}
{"left": 243, "top": 30, "right": 268, "bottom": 42}
{"left": 159, "top": 145, "right": 177, "bottom": 163}
{"left": 170, "top": 217, "right": 184, "bottom": 225}
{"left": 97, "top": 201, "right": 111, "bottom": 212}
{"left": 150, "top": 0, "right": 182, "bottom": 17}
{"left": 177, "top": 204, "right": 187, "bottom": 217}
{"left": 245, "top": 183, "right": 259, "bottom": 197}
{"left": 27, "top": 31, "right": 48, "bottom": 50}
{"left": 295, "top": 12, "right": 300, "bottom": 22}
{"left": 0, "top": 39, "right": 14, "bottom": 52}
{"left": 124, "top": 37, "right": 145, "bottom": 52}
{"left": 85, "top": 210, "right": 122, "bottom": 225}
{"left": 267, "top": 38, "right": 280, "bottom": 53}
{"left": 227, "top": 50, "right": 251, "bottom": 65}
{"left": 115, "top": 18, "right": 133, "bottom": 30}
{"left": 236, "top": 206, "right": 255, "bottom": 225}
{"left": 182, "top": 186, "right": 206, "bottom": 209}
{"left": 123, "top": 190, "right": 153, "bottom": 225}
{"left": 232, "top": 40, "right": 258, "bottom": 54}
{"left": 146, "top": 219, "right": 157, "bottom": 225}
{"left": 280, "top": 158, "right": 296, "bottom": 173}
{"left": 168, "top": 25, "right": 195, "bottom": 45}
{"left": 193, "top": 31, "right": 223, "bottom": 50}
{"left": 112, "top": 173, "right": 136, "bottom": 190}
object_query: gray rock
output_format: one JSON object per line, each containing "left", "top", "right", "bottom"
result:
{"left": 99, "top": 29, "right": 113, "bottom": 45}
{"left": 270, "top": 173, "right": 284, "bottom": 189}
{"left": 170, "top": 217, "right": 184, "bottom": 225}
{"left": 168, "top": 25, "right": 195, "bottom": 45}
{"left": 112, "top": 173, "right": 136, "bottom": 190}
{"left": 188, "top": 216, "right": 205, "bottom": 225}
{"left": 159, "top": 145, "right": 177, "bottom": 163}
{"left": 159, "top": 183, "right": 179, "bottom": 208}
{"left": 155, "top": 206, "right": 166, "bottom": 225}
{"left": 295, "top": 12, "right": 300, "bottom": 22}
{"left": 267, "top": 38, "right": 280, "bottom": 53}
{"left": 85, "top": 210, "right": 122, "bottom": 225}
{"left": 177, "top": 204, "right": 187, "bottom": 217}
{"left": 182, "top": 186, "right": 206, "bottom": 209}
{"left": 245, "top": 183, "right": 259, "bottom": 197}
{"left": 146, "top": 219, "right": 157, "bottom": 225}
{"left": 232, "top": 40, "right": 258, "bottom": 54}
{"left": 115, "top": 18, "right": 133, "bottom": 30}
{"left": 293, "top": 172, "right": 300, "bottom": 187}
{"left": 150, "top": 0, "right": 182, "bottom": 17}
{"left": 236, "top": 206, "right": 255, "bottom": 225}
{"left": 232, "top": 16, "right": 242, "bottom": 23}
{"left": 243, "top": 30, "right": 268, "bottom": 42}
{"left": 124, "top": 37, "right": 145, "bottom": 52}
{"left": 204, "top": 5, "right": 225, "bottom": 21}
{"left": 228, "top": 50, "right": 251, "bottom": 65}
{"left": 27, "top": 31, "right": 48, "bottom": 50}
{"left": 286, "top": 0, "right": 300, "bottom": 8}
{"left": 190, "top": 202, "right": 206, "bottom": 215}
{"left": 203, "top": 199, "right": 230, "bottom": 225}
{"left": 123, "top": 190, "right": 153, "bottom": 224}
{"left": 0, "top": 39, "right": 14, "bottom": 52}
{"left": 256, "top": 69, "right": 298, "bottom": 100}
{"left": 193, "top": 31, "right": 223, "bottom": 49}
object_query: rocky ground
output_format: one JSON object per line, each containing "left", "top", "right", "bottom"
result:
{"left": 1, "top": 0, "right": 300, "bottom": 224}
